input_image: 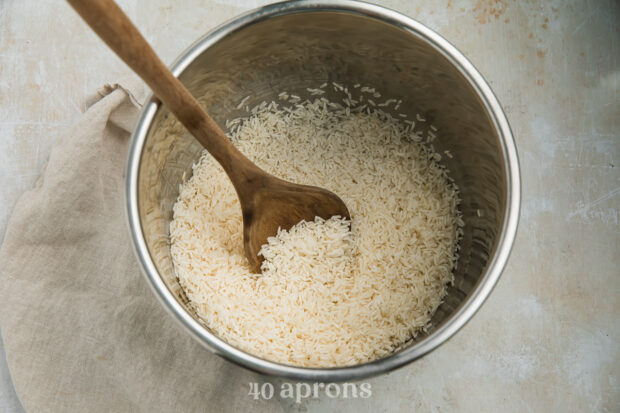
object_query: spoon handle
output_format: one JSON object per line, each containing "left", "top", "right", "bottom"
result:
{"left": 67, "top": 0, "right": 259, "bottom": 182}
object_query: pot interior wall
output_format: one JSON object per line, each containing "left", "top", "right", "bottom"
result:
{"left": 137, "top": 11, "right": 507, "bottom": 352}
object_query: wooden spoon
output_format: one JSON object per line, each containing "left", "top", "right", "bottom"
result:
{"left": 67, "top": 0, "right": 350, "bottom": 272}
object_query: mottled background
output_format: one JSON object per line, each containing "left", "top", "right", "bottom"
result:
{"left": 0, "top": 0, "right": 618, "bottom": 412}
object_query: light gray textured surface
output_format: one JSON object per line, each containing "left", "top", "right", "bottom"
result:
{"left": 0, "top": 0, "right": 618, "bottom": 412}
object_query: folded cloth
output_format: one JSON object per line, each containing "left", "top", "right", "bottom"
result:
{"left": 0, "top": 79, "right": 281, "bottom": 412}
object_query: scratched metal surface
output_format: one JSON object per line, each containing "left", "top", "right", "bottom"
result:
{"left": 0, "top": 0, "right": 618, "bottom": 412}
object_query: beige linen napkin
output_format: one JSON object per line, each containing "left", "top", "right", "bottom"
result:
{"left": 0, "top": 80, "right": 281, "bottom": 413}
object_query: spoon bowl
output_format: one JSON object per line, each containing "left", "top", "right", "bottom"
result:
{"left": 243, "top": 178, "right": 349, "bottom": 272}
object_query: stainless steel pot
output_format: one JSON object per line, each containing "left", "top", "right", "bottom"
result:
{"left": 126, "top": 0, "right": 520, "bottom": 381}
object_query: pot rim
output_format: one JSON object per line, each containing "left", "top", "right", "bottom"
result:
{"left": 125, "top": 0, "right": 521, "bottom": 381}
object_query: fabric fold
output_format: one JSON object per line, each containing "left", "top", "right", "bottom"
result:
{"left": 0, "top": 80, "right": 281, "bottom": 413}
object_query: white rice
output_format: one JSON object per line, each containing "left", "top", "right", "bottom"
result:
{"left": 235, "top": 95, "right": 250, "bottom": 109}
{"left": 307, "top": 88, "right": 326, "bottom": 96}
{"left": 169, "top": 91, "right": 463, "bottom": 367}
